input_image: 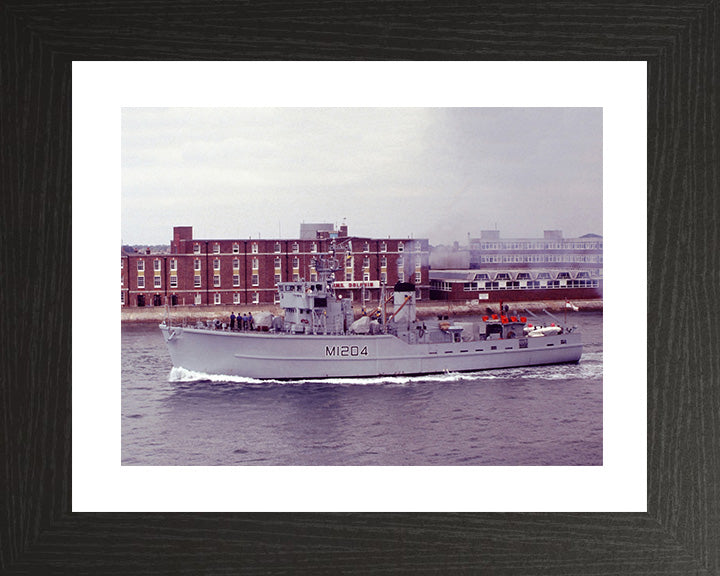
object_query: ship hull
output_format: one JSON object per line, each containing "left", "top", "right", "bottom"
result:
{"left": 159, "top": 325, "right": 582, "bottom": 380}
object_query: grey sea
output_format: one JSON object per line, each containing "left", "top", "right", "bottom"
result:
{"left": 122, "top": 311, "right": 602, "bottom": 466}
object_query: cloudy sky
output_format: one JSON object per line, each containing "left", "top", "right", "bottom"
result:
{"left": 121, "top": 107, "right": 602, "bottom": 246}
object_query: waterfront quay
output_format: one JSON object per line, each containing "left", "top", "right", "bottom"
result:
{"left": 121, "top": 298, "right": 602, "bottom": 324}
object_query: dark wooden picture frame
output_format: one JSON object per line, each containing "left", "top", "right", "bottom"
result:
{"left": 2, "top": 2, "right": 718, "bottom": 574}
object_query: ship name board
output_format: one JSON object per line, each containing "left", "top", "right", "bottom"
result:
{"left": 332, "top": 281, "right": 380, "bottom": 289}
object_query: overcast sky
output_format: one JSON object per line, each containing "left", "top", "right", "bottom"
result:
{"left": 121, "top": 107, "right": 602, "bottom": 246}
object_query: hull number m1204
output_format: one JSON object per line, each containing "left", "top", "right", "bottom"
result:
{"left": 325, "top": 345, "right": 369, "bottom": 357}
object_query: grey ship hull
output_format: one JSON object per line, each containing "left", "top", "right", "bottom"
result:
{"left": 159, "top": 324, "right": 582, "bottom": 380}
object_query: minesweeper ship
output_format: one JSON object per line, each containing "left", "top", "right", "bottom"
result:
{"left": 159, "top": 242, "right": 582, "bottom": 380}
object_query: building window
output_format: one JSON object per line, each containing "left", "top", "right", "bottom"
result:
{"left": 292, "top": 257, "right": 299, "bottom": 268}
{"left": 274, "top": 242, "right": 281, "bottom": 253}
{"left": 363, "top": 257, "right": 370, "bottom": 269}
{"left": 214, "top": 259, "right": 220, "bottom": 270}
{"left": 293, "top": 273, "right": 300, "bottom": 282}
{"left": 233, "top": 243, "right": 239, "bottom": 254}
{"left": 233, "top": 293, "right": 241, "bottom": 305}
{"left": 292, "top": 242, "right": 299, "bottom": 253}
{"left": 233, "top": 274, "right": 240, "bottom": 287}
{"left": 194, "top": 293, "right": 202, "bottom": 305}
{"left": 415, "top": 271, "right": 422, "bottom": 284}
{"left": 137, "top": 260, "right": 144, "bottom": 271}
{"left": 251, "top": 243, "right": 258, "bottom": 254}
{"left": 170, "top": 259, "right": 177, "bottom": 271}
{"left": 380, "top": 256, "right": 387, "bottom": 268}
{"left": 380, "top": 271, "right": 387, "bottom": 283}
{"left": 154, "top": 259, "right": 161, "bottom": 271}
{"left": 252, "top": 257, "right": 259, "bottom": 270}
{"left": 310, "top": 273, "right": 317, "bottom": 282}
{"left": 213, "top": 243, "right": 220, "bottom": 254}
{"left": 345, "top": 272, "right": 353, "bottom": 281}
{"left": 154, "top": 276, "right": 161, "bottom": 288}
{"left": 194, "top": 275, "right": 201, "bottom": 288}
{"left": 194, "top": 244, "right": 201, "bottom": 254}
{"left": 252, "top": 292, "right": 259, "bottom": 305}
{"left": 214, "top": 274, "right": 221, "bottom": 287}
{"left": 274, "top": 274, "right": 281, "bottom": 285}
{"left": 194, "top": 259, "right": 201, "bottom": 271}
{"left": 274, "top": 257, "right": 282, "bottom": 269}
{"left": 363, "top": 242, "right": 370, "bottom": 252}
{"left": 380, "top": 242, "right": 387, "bottom": 252}
{"left": 252, "top": 274, "right": 259, "bottom": 286}
{"left": 137, "top": 276, "right": 145, "bottom": 288}
{"left": 170, "top": 276, "right": 178, "bottom": 288}
{"left": 121, "top": 291, "right": 125, "bottom": 304}
{"left": 398, "top": 242, "right": 404, "bottom": 252}
{"left": 214, "top": 293, "right": 221, "bottom": 305}
{"left": 363, "top": 272, "right": 370, "bottom": 282}
{"left": 232, "top": 258, "right": 239, "bottom": 269}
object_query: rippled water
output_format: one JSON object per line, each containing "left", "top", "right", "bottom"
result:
{"left": 122, "top": 311, "right": 602, "bottom": 466}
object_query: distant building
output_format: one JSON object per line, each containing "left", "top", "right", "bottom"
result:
{"left": 429, "top": 230, "right": 602, "bottom": 303}
{"left": 122, "top": 225, "right": 430, "bottom": 307}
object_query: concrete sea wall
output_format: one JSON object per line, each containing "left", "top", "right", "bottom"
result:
{"left": 121, "top": 299, "right": 602, "bottom": 324}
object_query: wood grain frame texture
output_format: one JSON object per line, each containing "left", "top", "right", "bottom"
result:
{"left": 1, "top": 1, "right": 718, "bottom": 574}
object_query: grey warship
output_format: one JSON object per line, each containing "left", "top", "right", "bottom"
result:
{"left": 159, "top": 242, "right": 582, "bottom": 380}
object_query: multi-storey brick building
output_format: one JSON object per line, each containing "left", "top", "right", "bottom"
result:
{"left": 122, "top": 225, "right": 430, "bottom": 308}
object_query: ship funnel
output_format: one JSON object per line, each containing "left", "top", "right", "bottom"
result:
{"left": 392, "top": 281, "right": 417, "bottom": 323}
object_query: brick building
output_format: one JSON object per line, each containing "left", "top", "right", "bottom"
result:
{"left": 122, "top": 225, "right": 430, "bottom": 308}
